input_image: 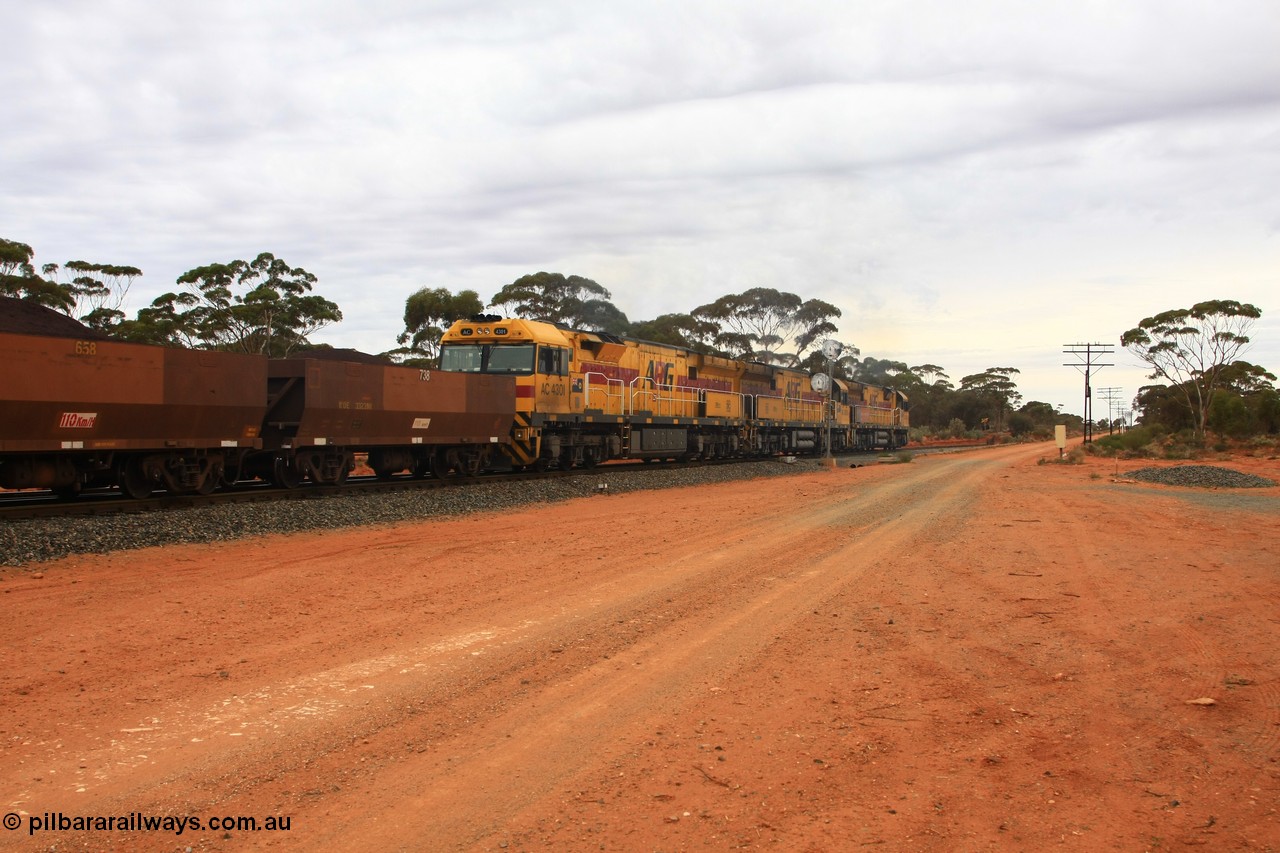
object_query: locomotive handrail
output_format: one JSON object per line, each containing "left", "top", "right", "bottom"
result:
{"left": 581, "top": 371, "right": 627, "bottom": 415}
{"left": 751, "top": 392, "right": 826, "bottom": 423}
{"left": 628, "top": 376, "right": 703, "bottom": 418}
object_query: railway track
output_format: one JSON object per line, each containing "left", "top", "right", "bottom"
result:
{"left": 0, "top": 448, "right": 959, "bottom": 522}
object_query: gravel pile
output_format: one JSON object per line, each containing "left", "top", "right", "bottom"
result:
{"left": 1125, "top": 464, "right": 1276, "bottom": 489}
{"left": 1, "top": 459, "right": 828, "bottom": 567}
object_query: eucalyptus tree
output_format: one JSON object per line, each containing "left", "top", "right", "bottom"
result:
{"left": 489, "top": 272, "right": 627, "bottom": 332}
{"left": 0, "top": 238, "right": 74, "bottom": 312}
{"left": 628, "top": 313, "right": 719, "bottom": 349}
{"left": 853, "top": 356, "right": 911, "bottom": 386}
{"left": 47, "top": 260, "right": 143, "bottom": 330}
{"left": 150, "top": 252, "right": 342, "bottom": 355}
{"left": 394, "top": 287, "right": 484, "bottom": 364}
{"left": 959, "top": 367, "right": 1022, "bottom": 431}
{"left": 1121, "top": 299, "right": 1263, "bottom": 438}
{"left": 691, "top": 288, "right": 840, "bottom": 364}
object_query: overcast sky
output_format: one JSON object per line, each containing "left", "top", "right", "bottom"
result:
{"left": 5, "top": 0, "right": 1279, "bottom": 418}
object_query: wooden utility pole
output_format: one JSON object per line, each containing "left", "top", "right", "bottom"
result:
{"left": 1063, "top": 343, "right": 1114, "bottom": 444}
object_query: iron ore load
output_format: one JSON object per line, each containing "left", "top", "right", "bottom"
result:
{"left": 0, "top": 303, "right": 907, "bottom": 499}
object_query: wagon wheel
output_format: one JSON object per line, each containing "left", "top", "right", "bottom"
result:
{"left": 195, "top": 461, "right": 223, "bottom": 495}
{"left": 54, "top": 481, "right": 83, "bottom": 500}
{"left": 118, "top": 458, "right": 153, "bottom": 500}
{"left": 459, "top": 452, "right": 483, "bottom": 477}
{"left": 411, "top": 456, "right": 432, "bottom": 479}
{"left": 195, "top": 471, "right": 218, "bottom": 495}
{"left": 430, "top": 449, "right": 451, "bottom": 479}
{"left": 272, "top": 457, "right": 303, "bottom": 489}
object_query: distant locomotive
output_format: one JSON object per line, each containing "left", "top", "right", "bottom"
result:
{"left": 0, "top": 307, "right": 907, "bottom": 499}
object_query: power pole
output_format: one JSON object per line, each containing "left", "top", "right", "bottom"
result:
{"left": 1063, "top": 343, "right": 1114, "bottom": 444}
{"left": 1098, "top": 387, "right": 1122, "bottom": 435}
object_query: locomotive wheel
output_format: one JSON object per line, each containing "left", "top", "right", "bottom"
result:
{"left": 581, "top": 448, "right": 600, "bottom": 469}
{"left": 118, "top": 459, "right": 153, "bottom": 500}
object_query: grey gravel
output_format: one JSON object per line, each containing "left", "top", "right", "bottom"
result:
{"left": 1125, "top": 464, "right": 1276, "bottom": 489}
{"left": 0, "top": 458, "right": 840, "bottom": 567}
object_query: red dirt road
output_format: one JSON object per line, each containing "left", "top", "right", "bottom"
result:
{"left": 2, "top": 442, "right": 1278, "bottom": 851}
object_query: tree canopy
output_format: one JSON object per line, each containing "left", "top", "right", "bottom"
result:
{"left": 392, "top": 286, "right": 485, "bottom": 364}
{"left": 1121, "top": 299, "right": 1262, "bottom": 437}
{"left": 1, "top": 238, "right": 77, "bottom": 312}
{"left": 691, "top": 287, "right": 840, "bottom": 364}
{"left": 117, "top": 253, "right": 341, "bottom": 356}
{"left": 958, "top": 367, "right": 1022, "bottom": 431}
{"left": 49, "top": 260, "right": 143, "bottom": 330}
{"left": 489, "top": 272, "right": 628, "bottom": 333}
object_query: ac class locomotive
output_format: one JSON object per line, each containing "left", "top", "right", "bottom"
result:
{"left": 0, "top": 307, "right": 907, "bottom": 499}
{"left": 436, "top": 315, "right": 908, "bottom": 470}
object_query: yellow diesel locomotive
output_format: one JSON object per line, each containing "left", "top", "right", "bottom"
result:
{"left": 438, "top": 316, "right": 908, "bottom": 470}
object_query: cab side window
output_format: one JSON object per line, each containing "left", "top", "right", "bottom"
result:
{"left": 538, "top": 346, "right": 568, "bottom": 376}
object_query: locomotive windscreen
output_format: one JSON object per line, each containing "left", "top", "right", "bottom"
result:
{"left": 440, "top": 343, "right": 535, "bottom": 375}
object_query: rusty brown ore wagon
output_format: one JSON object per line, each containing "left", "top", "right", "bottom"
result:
{"left": 0, "top": 329, "right": 518, "bottom": 498}
{"left": 252, "top": 358, "right": 516, "bottom": 485}
{"left": 0, "top": 331, "right": 267, "bottom": 498}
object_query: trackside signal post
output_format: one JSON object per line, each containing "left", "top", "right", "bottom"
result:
{"left": 818, "top": 339, "right": 843, "bottom": 464}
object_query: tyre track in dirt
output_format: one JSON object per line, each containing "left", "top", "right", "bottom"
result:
{"left": 284, "top": 450, "right": 1019, "bottom": 851}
